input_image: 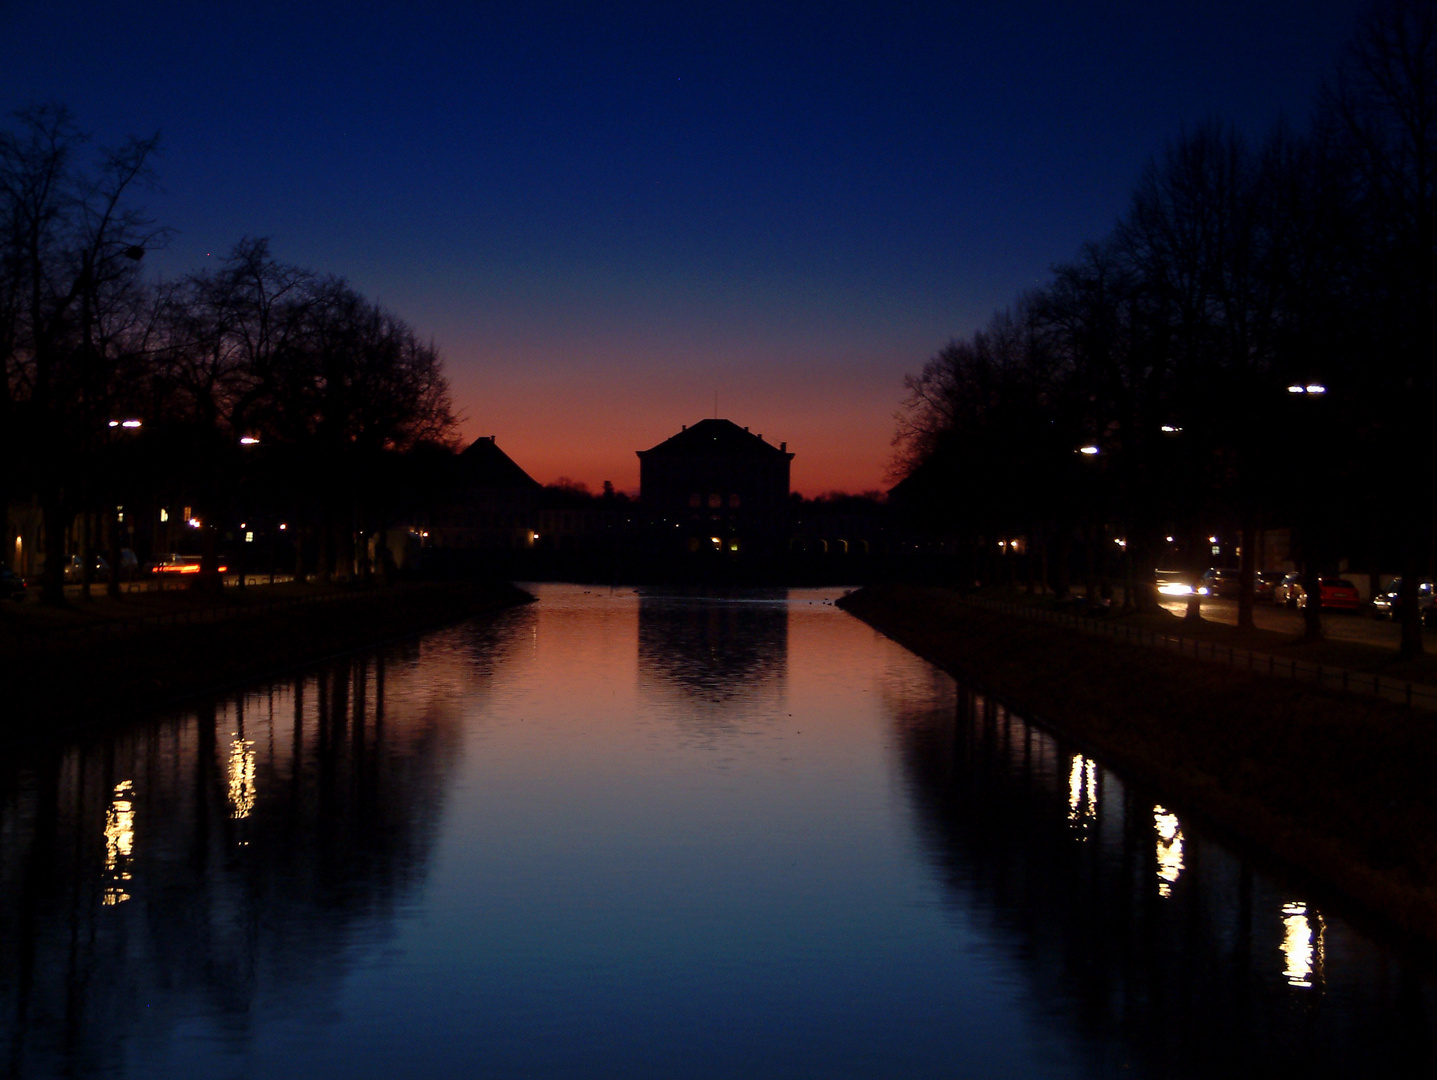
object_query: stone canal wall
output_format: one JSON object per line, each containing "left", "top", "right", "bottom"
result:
{"left": 1, "top": 580, "right": 533, "bottom": 741}
{"left": 837, "top": 584, "right": 1437, "bottom": 948}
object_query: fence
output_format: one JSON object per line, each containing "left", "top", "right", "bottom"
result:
{"left": 970, "top": 597, "right": 1437, "bottom": 713}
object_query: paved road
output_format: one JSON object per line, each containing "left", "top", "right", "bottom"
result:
{"left": 1156, "top": 595, "right": 1437, "bottom": 650}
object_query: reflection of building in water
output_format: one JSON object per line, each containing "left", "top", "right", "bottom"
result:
{"left": 102, "top": 780, "right": 135, "bottom": 907}
{"left": 637, "top": 594, "right": 788, "bottom": 710}
{"left": 891, "top": 683, "right": 1432, "bottom": 1076}
{"left": 1281, "top": 901, "right": 1325, "bottom": 989}
{"left": 1067, "top": 755, "right": 1098, "bottom": 833}
{"left": 1154, "top": 805, "right": 1184, "bottom": 898}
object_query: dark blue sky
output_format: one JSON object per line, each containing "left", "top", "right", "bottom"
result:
{"left": 5, "top": 1, "right": 1368, "bottom": 492}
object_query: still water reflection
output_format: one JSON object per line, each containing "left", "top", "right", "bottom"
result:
{"left": 1, "top": 584, "right": 1433, "bottom": 1078}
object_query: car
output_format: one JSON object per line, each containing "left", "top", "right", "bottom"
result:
{"left": 1255, "top": 570, "right": 1284, "bottom": 602}
{"left": 62, "top": 553, "right": 110, "bottom": 582}
{"left": 145, "top": 553, "right": 228, "bottom": 576}
{"left": 1200, "top": 568, "right": 1242, "bottom": 598}
{"left": 1295, "top": 577, "right": 1361, "bottom": 612}
{"left": 1155, "top": 569, "right": 1210, "bottom": 597}
{"left": 0, "top": 567, "right": 26, "bottom": 600}
{"left": 1272, "top": 572, "right": 1304, "bottom": 607}
{"left": 1371, "top": 578, "right": 1435, "bottom": 621}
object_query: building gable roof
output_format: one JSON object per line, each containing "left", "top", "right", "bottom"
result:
{"left": 637, "top": 418, "right": 793, "bottom": 460}
{"left": 456, "top": 436, "right": 542, "bottom": 489}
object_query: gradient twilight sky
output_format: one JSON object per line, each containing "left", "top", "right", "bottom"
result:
{"left": 6, "top": 1, "right": 1367, "bottom": 495}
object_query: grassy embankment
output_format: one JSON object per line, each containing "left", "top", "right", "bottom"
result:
{"left": 838, "top": 583, "right": 1437, "bottom": 946}
{"left": 0, "top": 579, "right": 533, "bottom": 741}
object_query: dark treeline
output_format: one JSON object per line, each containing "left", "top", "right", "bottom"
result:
{"left": 891, "top": 0, "right": 1436, "bottom": 655}
{"left": 1, "top": 105, "right": 458, "bottom": 604}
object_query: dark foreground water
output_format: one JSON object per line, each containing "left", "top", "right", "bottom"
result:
{"left": 2, "top": 584, "right": 1434, "bottom": 1078}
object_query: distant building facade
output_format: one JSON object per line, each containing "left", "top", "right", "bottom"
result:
{"left": 636, "top": 419, "right": 793, "bottom": 557}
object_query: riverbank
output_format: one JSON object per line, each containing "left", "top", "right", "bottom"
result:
{"left": 837, "top": 583, "right": 1437, "bottom": 947}
{"left": 0, "top": 579, "right": 533, "bottom": 742}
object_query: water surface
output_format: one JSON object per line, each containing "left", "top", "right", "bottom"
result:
{"left": 2, "top": 584, "right": 1433, "bottom": 1077}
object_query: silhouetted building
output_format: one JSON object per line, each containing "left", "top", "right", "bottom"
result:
{"left": 428, "top": 436, "right": 542, "bottom": 551}
{"left": 637, "top": 419, "right": 793, "bottom": 558}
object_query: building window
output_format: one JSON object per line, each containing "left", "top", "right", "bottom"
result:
{"left": 728, "top": 493, "right": 741, "bottom": 508}
{"left": 708, "top": 493, "right": 722, "bottom": 509}
{"left": 689, "top": 493, "right": 701, "bottom": 508}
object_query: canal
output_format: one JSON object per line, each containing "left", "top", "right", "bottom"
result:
{"left": 1, "top": 583, "right": 1433, "bottom": 1077}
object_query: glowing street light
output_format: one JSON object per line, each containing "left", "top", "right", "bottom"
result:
{"left": 1077, "top": 445, "right": 1100, "bottom": 456}
{"left": 239, "top": 436, "right": 260, "bottom": 445}
{"left": 107, "top": 419, "right": 142, "bottom": 429}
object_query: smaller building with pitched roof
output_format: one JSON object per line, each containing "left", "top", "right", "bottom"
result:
{"left": 428, "top": 436, "right": 543, "bottom": 551}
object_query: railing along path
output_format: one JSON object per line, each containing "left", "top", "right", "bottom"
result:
{"left": 970, "top": 597, "right": 1437, "bottom": 713}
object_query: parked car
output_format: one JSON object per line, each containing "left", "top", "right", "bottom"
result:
{"left": 1200, "top": 568, "right": 1242, "bottom": 598}
{"left": 62, "top": 554, "right": 110, "bottom": 582}
{"left": 1255, "top": 570, "right": 1284, "bottom": 602}
{"left": 1371, "top": 579, "right": 1435, "bottom": 621}
{"left": 0, "top": 567, "right": 26, "bottom": 600}
{"left": 1295, "top": 578, "right": 1362, "bottom": 612}
{"left": 1272, "top": 572, "right": 1304, "bottom": 607}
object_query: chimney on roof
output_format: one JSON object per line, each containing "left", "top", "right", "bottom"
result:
{"left": 682, "top": 424, "right": 686, "bottom": 431}
{"left": 780, "top": 441, "right": 786, "bottom": 452}
{"left": 744, "top": 426, "right": 749, "bottom": 432}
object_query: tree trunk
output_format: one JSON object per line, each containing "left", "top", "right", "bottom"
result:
{"left": 197, "top": 521, "right": 223, "bottom": 593}
{"left": 106, "top": 507, "right": 122, "bottom": 599}
{"left": 1184, "top": 524, "right": 1204, "bottom": 622}
{"left": 79, "top": 511, "right": 93, "bottom": 601}
{"left": 294, "top": 526, "right": 306, "bottom": 583}
{"left": 40, "top": 496, "right": 68, "bottom": 605}
{"left": 1301, "top": 559, "right": 1323, "bottom": 643}
{"left": 1398, "top": 546, "right": 1424, "bottom": 659}
{"left": 1237, "top": 518, "right": 1256, "bottom": 630}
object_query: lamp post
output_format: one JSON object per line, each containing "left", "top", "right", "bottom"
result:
{"left": 1285, "top": 380, "right": 1328, "bottom": 642}
{"left": 102, "top": 419, "right": 144, "bottom": 598}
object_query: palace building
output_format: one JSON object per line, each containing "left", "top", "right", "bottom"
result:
{"left": 636, "top": 419, "right": 793, "bottom": 557}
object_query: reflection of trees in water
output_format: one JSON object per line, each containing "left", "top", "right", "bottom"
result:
{"left": 637, "top": 594, "right": 788, "bottom": 707}
{"left": 0, "top": 623, "right": 521, "bottom": 1079}
{"left": 894, "top": 685, "right": 1437, "bottom": 1078}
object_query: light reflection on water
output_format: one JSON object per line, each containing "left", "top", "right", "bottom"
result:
{"left": 0, "top": 583, "right": 1433, "bottom": 1078}
{"left": 101, "top": 780, "right": 135, "bottom": 906}
{"left": 1153, "top": 805, "right": 1184, "bottom": 898}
